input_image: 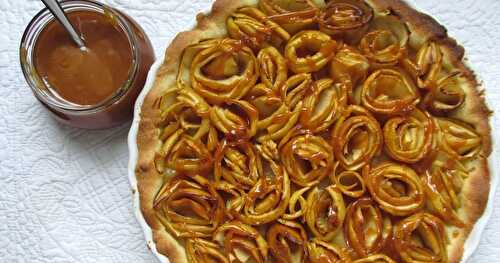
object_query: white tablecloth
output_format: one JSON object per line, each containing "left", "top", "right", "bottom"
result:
{"left": 0, "top": 0, "right": 498, "bottom": 262}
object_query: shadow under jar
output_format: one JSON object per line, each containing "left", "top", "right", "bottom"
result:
{"left": 20, "top": 0, "right": 154, "bottom": 129}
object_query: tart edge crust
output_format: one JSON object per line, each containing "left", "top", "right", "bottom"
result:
{"left": 134, "top": 0, "right": 492, "bottom": 262}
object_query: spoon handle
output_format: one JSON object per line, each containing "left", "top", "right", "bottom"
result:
{"left": 40, "top": 0, "right": 86, "bottom": 49}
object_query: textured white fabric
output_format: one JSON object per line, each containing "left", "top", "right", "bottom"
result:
{"left": 0, "top": 0, "right": 498, "bottom": 262}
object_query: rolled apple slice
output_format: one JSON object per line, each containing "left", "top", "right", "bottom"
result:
{"left": 210, "top": 99, "right": 259, "bottom": 138}
{"left": 282, "top": 186, "right": 310, "bottom": 221}
{"left": 257, "top": 46, "right": 288, "bottom": 91}
{"left": 383, "top": 109, "right": 436, "bottom": 163}
{"left": 307, "top": 238, "right": 351, "bottom": 262}
{"left": 359, "top": 15, "right": 409, "bottom": 67}
{"left": 238, "top": 161, "right": 291, "bottom": 225}
{"left": 331, "top": 165, "right": 366, "bottom": 198}
{"left": 424, "top": 72, "right": 466, "bottom": 113}
{"left": 214, "top": 139, "right": 264, "bottom": 190}
{"left": 154, "top": 88, "right": 213, "bottom": 173}
{"left": 436, "top": 117, "right": 481, "bottom": 160}
{"left": 393, "top": 213, "right": 448, "bottom": 263}
{"left": 253, "top": 74, "right": 314, "bottom": 142}
{"left": 403, "top": 41, "right": 465, "bottom": 113}
{"left": 281, "top": 73, "right": 313, "bottom": 108}
{"left": 267, "top": 220, "right": 308, "bottom": 263}
{"left": 305, "top": 186, "right": 346, "bottom": 241}
{"left": 186, "top": 238, "right": 229, "bottom": 263}
{"left": 181, "top": 38, "right": 258, "bottom": 104}
{"left": 330, "top": 45, "right": 370, "bottom": 103}
{"left": 256, "top": 103, "right": 301, "bottom": 143}
{"left": 299, "top": 78, "right": 343, "bottom": 132}
{"left": 213, "top": 221, "right": 269, "bottom": 263}
{"left": 227, "top": 6, "right": 290, "bottom": 49}
{"left": 344, "top": 197, "right": 392, "bottom": 258}
{"left": 259, "top": 0, "right": 322, "bottom": 33}
{"left": 281, "top": 133, "right": 334, "bottom": 186}
{"left": 318, "top": 0, "right": 373, "bottom": 43}
{"left": 404, "top": 41, "right": 443, "bottom": 89}
{"left": 365, "top": 162, "right": 425, "bottom": 216}
{"left": 353, "top": 254, "right": 396, "bottom": 263}
{"left": 361, "top": 68, "right": 420, "bottom": 116}
{"left": 332, "top": 105, "right": 382, "bottom": 171}
{"left": 423, "top": 156, "right": 468, "bottom": 227}
{"left": 157, "top": 87, "right": 210, "bottom": 139}
{"left": 165, "top": 135, "right": 213, "bottom": 175}
{"left": 284, "top": 30, "right": 338, "bottom": 73}
{"left": 153, "top": 175, "right": 225, "bottom": 238}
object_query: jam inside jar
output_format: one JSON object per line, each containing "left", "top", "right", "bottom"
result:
{"left": 20, "top": 0, "right": 155, "bottom": 129}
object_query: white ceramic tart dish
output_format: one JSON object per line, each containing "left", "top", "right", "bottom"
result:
{"left": 128, "top": 0, "right": 496, "bottom": 262}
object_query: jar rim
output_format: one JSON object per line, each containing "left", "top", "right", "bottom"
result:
{"left": 20, "top": 0, "right": 140, "bottom": 113}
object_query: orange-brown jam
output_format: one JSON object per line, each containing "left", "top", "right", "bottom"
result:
{"left": 34, "top": 11, "right": 132, "bottom": 106}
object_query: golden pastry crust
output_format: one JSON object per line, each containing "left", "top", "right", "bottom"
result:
{"left": 134, "top": 0, "right": 492, "bottom": 262}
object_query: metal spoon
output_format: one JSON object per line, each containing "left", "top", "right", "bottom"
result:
{"left": 40, "top": 0, "right": 86, "bottom": 49}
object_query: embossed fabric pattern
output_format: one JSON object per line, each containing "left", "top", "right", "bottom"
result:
{"left": 0, "top": 0, "right": 498, "bottom": 262}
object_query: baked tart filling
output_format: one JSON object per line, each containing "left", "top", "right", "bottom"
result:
{"left": 136, "top": 0, "right": 492, "bottom": 262}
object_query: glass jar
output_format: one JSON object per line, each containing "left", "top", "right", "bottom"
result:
{"left": 20, "top": 0, "right": 155, "bottom": 129}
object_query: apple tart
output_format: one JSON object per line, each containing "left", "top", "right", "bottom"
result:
{"left": 135, "top": 0, "right": 492, "bottom": 262}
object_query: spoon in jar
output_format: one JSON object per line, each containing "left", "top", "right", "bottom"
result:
{"left": 40, "top": 0, "right": 87, "bottom": 50}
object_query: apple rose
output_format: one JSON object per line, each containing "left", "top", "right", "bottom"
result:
{"left": 227, "top": 7, "right": 290, "bottom": 50}
{"left": 214, "top": 180, "right": 245, "bottom": 216}
{"left": 403, "top": 41, "right": 465, "bottom": 113}
{"left": 157, "top": 87, "right": 211, "bottom": 139}
{"left": 154, "top": 135, "right": 212, "bottom": 175}
{"left": 154, "top": 175, "right": 225, "bottom": 238}
{"left": 246, "top": 83, "right": 281, "bottom": 114}
{"left": 404, "top": 41, "right": 443, "bottom": 90}
{"left": 256, "top": 103, "right": 301, "bottom": 143}
{"left": 214, "top": 140, "right": 263, "bottom": 190}
{"left": 245, "top": 83, "right": 294, "bottom": 142}
{"left": 361, "top": 68, "right": 420, "bottom": 116}
{"left": 353, "top": 254, "right": 396, "bottom": 263}
{"left": 436, "top": 118, "right": 482, "bottom": 159}
{"left": 213, "top": 221, "right": 268, "bottom": 263}
{"left": 318, "top": 0, "right": 373, "bottom": 42}
{"left": 154, "top": 124, "right": 184, "bottom": 173}
{"left": 281, "top": 73, "right": 313, "bottom": 109}
{"left": 186, "top": 238, "right": 229, "bottom": 263}
{"left": 394, "top": 213, "right": 448, "bottom": 263}
{"left": 305, "top": 186, "right": 346, "bottom": 241}
{"left": 331, "top": 165, "right": 366, "bottom": 198}
{"left": 281, "top": 133, "right": 334, "bottom": 186}
{"left": 330, "top": 45, "right": 370, "bottom": 103}
{"left": 344, "top": 197, "right": 392, "bottom": 258}
{"left": 154, "top": 88, "right": 214, "bottom": 173}
{"left": 267, "top": 220, "right": 308, "bottom": 263}
{"left": 423, "top": 158, "right": 467, "bottom": 227}
{"left": 360, "top": 15, "right": 409, "bottom": 67}
{"left": 365, "top": 162, "right": 425, "bottom": 216}
{"left": 185, "top": 38, "right": 258, "bottom": 104}
{"left": 282, "top": 186, "right": 310, "bottom": 221}
{"left": 257, "top": 46, "right": 288, "bottom": 91}
{"left": 307, "top": 239, "right": 352, "bottom": 263}
{"left": 284, "top": 30, "right": 338, "bottom": 73}
{"left": 210, "top": 99, "right": 259, "bottom": 138}
{"left": 254, "top": 74, "right": 314, "bottom": 142}
{"left": 259, "top": 0, "right": 320, "bottom": 34}
{"left": 332, "top": 105, "right": 382, "bottom": 171}
{"left": 383, "top": 109, "right": 436, "bottom": 163}
{"left": 255, "top": 139, "right": 280, "bottom": 162}
{"left": 299, "top": 78, "right": 342, "bottom": 132}
{"left": 237, "top": 161, "right": 290, "bottom": 225}
{"left": 424, "top": 72, "right": 465, "bottom": 113}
